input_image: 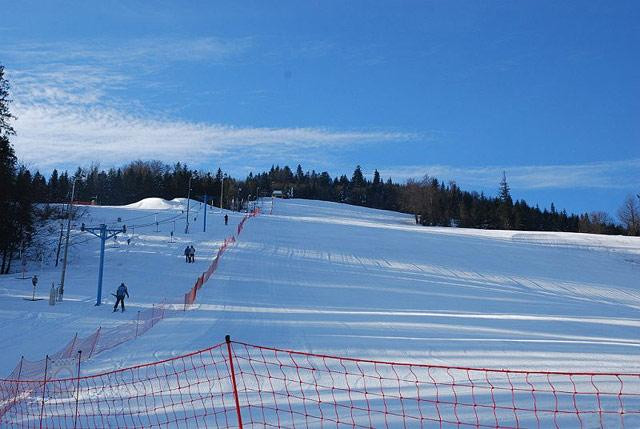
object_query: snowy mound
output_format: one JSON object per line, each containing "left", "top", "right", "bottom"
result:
{"left": 123, "top": 197, "right": 200, "bottom": 210}
{"left": 124, "top": 197, "right": 181, "bottom": 210}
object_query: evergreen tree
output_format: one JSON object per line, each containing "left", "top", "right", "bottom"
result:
{"left": 0, "top": 135, "right": 16, "bottom": 273}
{"left": 498, "top": 171, "right": 513, "bottom": 229}
{"left": 48, "top": 169, "right": 59, "bottom": 202}
{"left": 0, "top": 66, "right": 15, "bottom": 137}
{"left": 0, "top": 66, "right": 23, "bottom": 273}
{"left": 348, "top": 166, "right": 367, "bottom": 205}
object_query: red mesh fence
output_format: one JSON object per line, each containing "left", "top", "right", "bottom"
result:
{"left": 0, "top": 208, "right": 261, "bottom": 422}
{"left": 184, "top": 235, "right": 236, "bottom": 308}
{"left": 184, "top": 208, "right": 258, "bottom": 309}
{"left": 0, "top": 342, "right": 236, "bottom": 428}
{"left": 1, "top": 339, "right": 639, "bottom": 428}
{"left": 0, "top": 303, "right": 167, "bottom": 420}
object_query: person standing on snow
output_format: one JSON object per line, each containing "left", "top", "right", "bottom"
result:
{"left": 224, "top": 214, "right": 228, "bottom": 225}
{"left": 184, "top": 246, "right": 190, "bottom": 263}
{"left": 189, "top": 245, "right": 196, "bottom": 263}
{"left": 113, "top": 282, "right": 129, "bottom": 312}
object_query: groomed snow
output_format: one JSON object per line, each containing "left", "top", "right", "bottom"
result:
{"left": 1, "top": 198, "right": 639, "bottom": 378}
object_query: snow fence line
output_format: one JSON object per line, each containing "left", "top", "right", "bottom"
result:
{"left": 0, "top": 208, "right": 261, "bottom": 419}
{"left": 0, "top": 337, "right": 638, "bottom": 428}
{"left": 183, "top": 208, "right": 259, "bottom": 310}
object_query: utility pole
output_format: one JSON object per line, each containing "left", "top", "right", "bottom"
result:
{"left": 203, "top": 193, "right": 208, "bottom": 232}
{"left": 54, "top": 222, "right": 64, "bottom": 267}
{"left": 220, "top": 173, "right": 225, "bottom": 210}
{"left": 81, "top": 223, "right": 126, "bottom": 306}
{"left": 185, "top": 175, "right": 192, "bottom": 234}
{"left": 59, "top": 179, "right": 78, "bottom": 301}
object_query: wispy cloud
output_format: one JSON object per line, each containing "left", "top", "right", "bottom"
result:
{"left": 3, "top": 38, "right": 413, "bottom": 173}
{"left": 13, "top": 102, "right": 410, "bottom": 172}
{"left": 379, "top": 161, "right": 640, "bottom": 190}
{"left": 4, "top": 37, "right": 253, "bottom": 68}
{"left": 9, "top": 66, "right": 129, "bottom": 106}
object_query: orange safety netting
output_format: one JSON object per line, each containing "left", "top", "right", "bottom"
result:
{"left": 1, "top": 339, "right": 638, "bottom": 428}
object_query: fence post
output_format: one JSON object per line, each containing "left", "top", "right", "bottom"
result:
{"left": 73, "top": 350, "right": 82, "bottom": 429}
{"left": 135, "top": 311, "right": 141, "bottom": 338}
{"left": 39, "top": 355, "right": 49, "bottom": 429}
{"left": 225, "top": 335, "right": 243, "bottom": 429}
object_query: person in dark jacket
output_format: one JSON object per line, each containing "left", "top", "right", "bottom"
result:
{"left": 113, "top": 282, "right": 129, "bottom": 312}
{"left": 184, "top": 246, "right": 190, "bottom": 263}
{"left": 224, "top": 214, "right": 229, "bottom": 225}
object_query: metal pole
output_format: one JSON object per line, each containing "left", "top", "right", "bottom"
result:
{"left": 203, "top": 193, "right": 207, "bottom": 232}
{"left": 220, "top": 174, "right": 224, "bottom": 210}
{"left": 135, "top": 310, "right": 141, "bottom": 338}
{"left": 225, "top": 335, "right": 243, "bottom": 428}
{"left": 59, "top": 180, "right": 76, "bottom": 300}
{"left": 185, "top": 176, "right": 192, "bottom": 234}
{"left": 39, "top": 355, "right": 49, "bottom": 428}
{"left": 95, "top": 225, "right": 106, "bottom": 306}
{"left": 73, "top": 350, "right": 82, "bottom": 429}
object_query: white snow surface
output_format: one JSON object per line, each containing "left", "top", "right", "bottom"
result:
{"left": 1, "top": 198, "right": 639, "bottom": 378}
{"left": 123, "top": 197, "right": 198, "bottom": 210}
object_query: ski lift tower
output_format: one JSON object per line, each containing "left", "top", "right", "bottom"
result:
{"left": 81, "top": 223, "right": 126, "bottom": 306}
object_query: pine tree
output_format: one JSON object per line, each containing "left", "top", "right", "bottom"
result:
{"left": 0, "top": 66, "right": 19, "bottom": 273}
{"left": 349, "top": 166, "right": 366, "bottom": 205}
{"left": 0, "top": 66, "right": 15, "bottom": 137}
{"left": 0, "top": 135, "right": 16, "bottom": 273}
{"left": 48, "top": 169, "right": 59, "bottom": 202}
{"left": 498, "top": 171, "right": 513, "bottom": 229}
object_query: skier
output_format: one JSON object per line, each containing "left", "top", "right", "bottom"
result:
{"left": 189, "top": 245, "right": 196, "bottom": 263}
{"left": 224, "top": 214, "right": 229, "bottom": 225}
{"left": 31, "top": 275, "right": 38, "bottom": 288}
{"left": 113, "top": 282, "right": 129, "bottom": 312}
{"left": 184, "top": 246, "right": 190, "bottom": 263}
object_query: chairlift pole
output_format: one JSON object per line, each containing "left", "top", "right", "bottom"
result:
{"left": 81, "top": 223, "right": 126, "bottom": 306}
{"left": 185, "top": 175, "right": 192, "bottom": 234}
{"left": 220, "top": 173, "right": 225, "bottom": 210}
{"left": 203, "top": 193, "right": 208, "bottom": 232}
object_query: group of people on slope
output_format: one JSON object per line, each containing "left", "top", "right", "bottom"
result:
{"left": 112, "top": 214, "right": 229, "bottom": 312}
{"left": 184, "top": 245, "right": 196, "bottom": 263}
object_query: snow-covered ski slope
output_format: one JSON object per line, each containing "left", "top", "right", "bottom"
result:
{"left": 1, "top": 198, "right": 639, "bottom": 377}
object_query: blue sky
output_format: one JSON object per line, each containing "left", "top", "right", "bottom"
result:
{"left": 1, "top": 0, "right": 638, "bottom": 216}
